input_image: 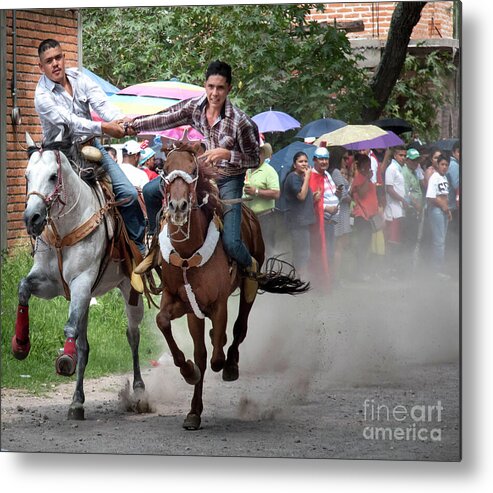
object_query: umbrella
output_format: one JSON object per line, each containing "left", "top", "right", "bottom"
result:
{"left": 92, "top": 93, "right": 178, "bottom": 120}
{"left": 270, "top": 142, "right": 317, "bottom": 182}
{"left": 150, "top": 126, "right": 204, "bottom": 141}
{"left": 295, "top": 118, "right": 347, "bottom": 139}
{"left": 372, "top": 117, "right": 413, "bottom": 136}
{"left": 429, "top": 138, "right": 459, "bottom": 151}
{"left": 251, "top": 110, "right": 301, "bottom": 133}
{"left": 313, "top": 124, "right": 388, "bottom": 147}
{"left": 118, "top": 80, "right": 205, "bottom": 100}
{"left": 82, "top": 67, "right": 120, "bottom": 96}
{"left": 343, "top": 130, "right": 404, "bottom": 150}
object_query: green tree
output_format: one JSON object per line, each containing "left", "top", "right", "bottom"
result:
{"left": 383, "top": 50, "right": 456, "bottom": 141}
{"left": 82, "top": 4, "right": 370, "bottom": 130}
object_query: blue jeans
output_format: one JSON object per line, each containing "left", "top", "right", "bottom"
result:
{"left": 95, "top": 141, "right": 146, "bottom": 254}
{"left": 428, "top": 206, "right": 449, "bottom": 273}
{"left": 142, "top": 176, "right": 163, "bottom": 235}
{"left": 217, "top": 174, "right": 253, "bottom": 269}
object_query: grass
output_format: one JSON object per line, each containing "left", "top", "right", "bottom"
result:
{"left": 1, "top": 247, "right": 164, "bottom": 393}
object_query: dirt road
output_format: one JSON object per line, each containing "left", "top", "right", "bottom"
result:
{"left": 1, "top": 277, "right": 460, "bottom": 461}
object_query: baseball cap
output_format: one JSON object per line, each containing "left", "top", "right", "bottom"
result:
{"left": 314, "top": 147, "right": 330, "bottom": 159}
{"left": 139, "top": 147, "right": 156, "bottom": 165}
{"left": 123, "top": 140, "right": 142, "bottom": 155}
{"left": 406, "top": 148, "right": 420, "bottom": 160}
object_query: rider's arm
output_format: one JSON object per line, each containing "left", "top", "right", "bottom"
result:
{"left": 35, "top": 86, "right": 103, "bottom": 137}
{"left": 130, "top": 98, "right": 194, "bottom": 134}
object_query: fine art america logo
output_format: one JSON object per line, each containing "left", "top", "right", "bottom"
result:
{"left": 362, "top": 399, "right": 443, "bottom": 442}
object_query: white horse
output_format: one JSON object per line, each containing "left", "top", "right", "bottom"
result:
{"left": 12, "top": 129, "right": 146, "bottom": 420}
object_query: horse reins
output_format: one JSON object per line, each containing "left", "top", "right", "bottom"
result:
{"left": 27, "top": 149, "right": 67, "bottom": 215}
{"left": 27, "top": 147, "right": 122, "bottom": 300}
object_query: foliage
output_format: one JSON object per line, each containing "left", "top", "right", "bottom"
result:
{"left": 383, "top": 50, "right": 456, "bottom": 142}
{"left": 1, "top": 248, "right": 163, "bottom": 391}
{"left": 81, "top": 4, "right": 371, "bottom": 131}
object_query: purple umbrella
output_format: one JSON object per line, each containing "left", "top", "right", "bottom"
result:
{"left": 343, "top": 130, "right": 404, "bottom": 150}
{"left": 251, "top": 110, "right": 301, "bottom": 133}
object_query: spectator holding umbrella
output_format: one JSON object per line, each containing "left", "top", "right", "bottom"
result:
{"left": 350, "top": 154, "right": 379, "bottom": 281}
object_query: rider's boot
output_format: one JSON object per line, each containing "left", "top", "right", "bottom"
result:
{"left": 243, "top": 257, "right": 259, "bottom": 304}
{"left": 134, "top": 243, "right": 159, "bottom": 275}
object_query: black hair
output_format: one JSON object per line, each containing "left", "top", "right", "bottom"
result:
{"left": 436, "top": 153, "right": 450, "bottom": 165}
{"left": 328, "top": 146, "right": 347, "bottom": 172}
{"left": 355, "top": 153, "right": 371, "bottom": 171}
{"left": 452, "top": 140, "right": 460, "bottom": 153}
{"left": 38, "top": 39, "right": 61, "bottom": 58}
{"left": 205, "top": 60, "right": 232, "bottom": 85}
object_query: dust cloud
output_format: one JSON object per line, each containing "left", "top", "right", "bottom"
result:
{"left": 138, "top": 252, "right": 459, "bottom": 421}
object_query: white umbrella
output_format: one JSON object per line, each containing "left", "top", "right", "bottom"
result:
{"left": 313, "top": 124, "right": 388, "bottom": 147}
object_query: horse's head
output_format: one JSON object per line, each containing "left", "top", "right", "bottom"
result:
{"left": 24, "top": 129, "right": 71, "bottom": 236}
{"left": 163, "top": 141, "right": 205, "bottom": 227}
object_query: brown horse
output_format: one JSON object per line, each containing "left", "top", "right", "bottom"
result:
{"left": 154, "top": 141, "right": 308, "bottom": 430}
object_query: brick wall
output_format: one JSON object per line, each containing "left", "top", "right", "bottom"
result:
{"left": 4, "top": 9, "right": 79, "bottom": 249}
{"left": 307, "top": 2, "right": 454, "bottom": 39}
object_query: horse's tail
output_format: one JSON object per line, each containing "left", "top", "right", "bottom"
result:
{"left": 257, "top": 257, "right": 310, "bottom": 295}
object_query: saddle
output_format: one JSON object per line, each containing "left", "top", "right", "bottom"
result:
{"left": 41, "top": 178, "right": 143, "bottom": 304}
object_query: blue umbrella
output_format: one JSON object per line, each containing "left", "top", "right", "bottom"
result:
{"left": 430, "top": 138, "right": 459, "bottom": 151}
{"left": 270, "top": 141, "right": 316, "bottom": 211}
{"left": 295, "top": 118, "right": 347, "bottom": 139}
{"left": 252, "top": 110, "right": 301, "bottom": 133}
{"left": 82, "top": 67, "right": 120, "bottom": 96}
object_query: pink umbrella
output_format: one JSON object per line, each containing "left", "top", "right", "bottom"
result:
{"left": 147, "top": 126, "right": 204, "bottom": 141}
{"left": 118, "top": 80, "right": 205, "bottom": 100}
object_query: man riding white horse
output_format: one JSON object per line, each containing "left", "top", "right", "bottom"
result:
{"left": 34, "top": 38, "right": 146, "bottom": 256}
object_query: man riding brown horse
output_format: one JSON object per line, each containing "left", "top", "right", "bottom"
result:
{"left": 123, "top": 61, "right": 261, "bottom": 302}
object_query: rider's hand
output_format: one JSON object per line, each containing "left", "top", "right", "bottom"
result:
{"left": 199, "top": 148, "right": 231, "bottom": 166}
{"left": 102, "top": 120, "right": 125, "bottom": 139}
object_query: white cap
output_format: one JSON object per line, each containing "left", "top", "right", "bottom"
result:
{"left": 123, "top": 140, "right": 141, "bottom": 155}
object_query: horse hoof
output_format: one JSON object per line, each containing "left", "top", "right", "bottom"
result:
{"left": 183, "top": 413, "right": 201, "bottom": 430}
{"left": 12, "top": 335, "right": 30, "bottom": 360}
{"left": 68, "top": 404, "right": 85, "bottom": 421}
{"left": 211, "top": 357, "right": 225, "bottom": 373}
{"left": 56, "top": 353, "right": 77, "bottom": 376}
{"left": 222, "top": 364, "right": 239, "bottom": 382}
{"left": 182, "top": 360, "right": 201, "bottom": 386}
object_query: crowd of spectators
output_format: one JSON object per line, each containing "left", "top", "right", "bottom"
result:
{"left": 245, "top": 140, "right": 460, "bottom": 289}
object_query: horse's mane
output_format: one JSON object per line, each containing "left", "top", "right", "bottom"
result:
{"left": 28, "top": 125, "right": 105, "bottom": 185}
{"left": 165, "top": 140, "right": 223, "bottom": 219}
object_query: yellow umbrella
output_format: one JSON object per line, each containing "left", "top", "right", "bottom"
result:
{"left": 313, "top": 124, "right": 388, "bottom": 147}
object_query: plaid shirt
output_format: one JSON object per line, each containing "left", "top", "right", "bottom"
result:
{"left": 132, "top": 95, "right": 260, "bottom": 176}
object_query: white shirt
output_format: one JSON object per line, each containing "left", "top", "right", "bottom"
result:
{"left": 369, "top": 150, "right": 378, "bottom": 184}
{"left": 426, "top": 172, "right": 449, "bottom": 199}
{"left": 313, "top": 168, "right": 340, "bottom": 222}
{"left": 35, "top": 68, "right": 123, "bottom": 140}
{"left": 384, "top": 159, "right": 405, "bottom": 220}
{"left": 120, "top": 162, "right": 149, "bottom": 189}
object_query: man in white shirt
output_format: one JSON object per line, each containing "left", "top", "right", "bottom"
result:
{"left": 34, "top": 38, "right": 145, "bottom": 254}
{"left": 384, "top": 146, "right": 407, "bottom": 276}
{"left": 120, "top": 141, "right": 150, "bottom": 189}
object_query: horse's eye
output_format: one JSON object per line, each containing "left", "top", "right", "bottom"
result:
{"left": 49, "top": 173, "right": 58, "bottom": 182}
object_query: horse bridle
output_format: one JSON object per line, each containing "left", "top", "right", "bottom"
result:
{"left": 162, "top": 148, "right": 203, "bottom": 242}
{"left": 26, "top": 148, "right": 67, "bottom": 215}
